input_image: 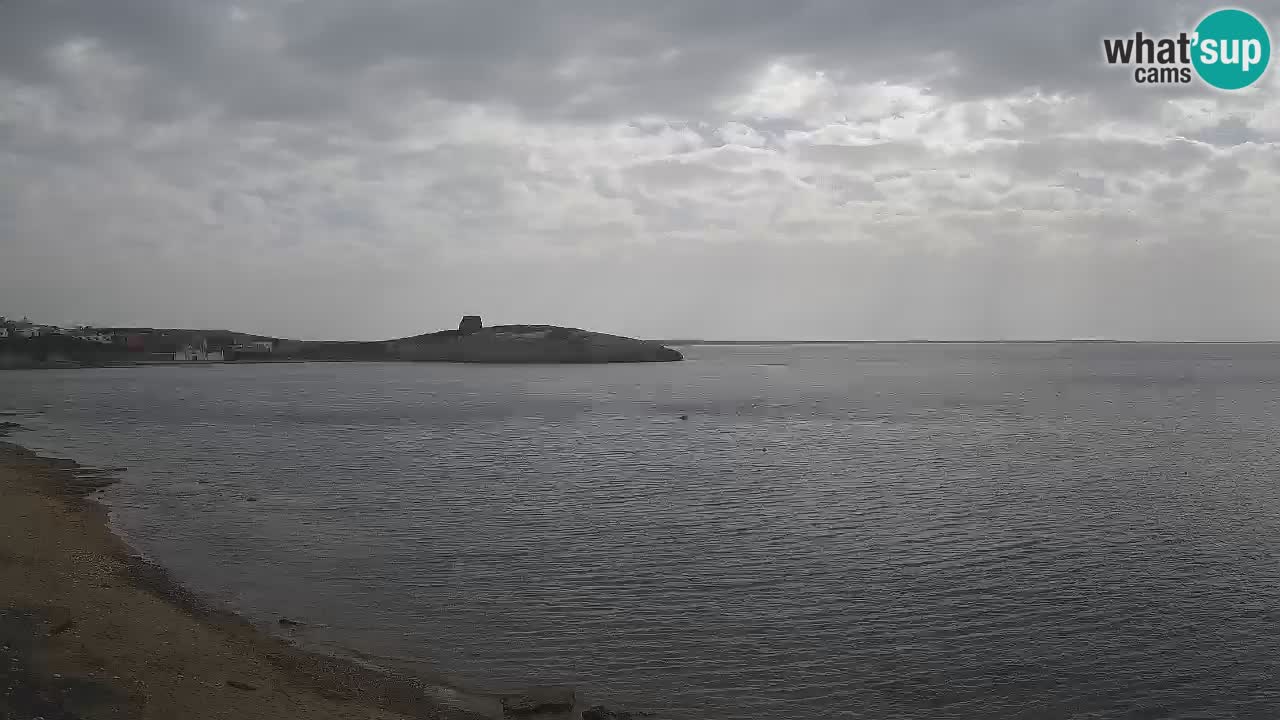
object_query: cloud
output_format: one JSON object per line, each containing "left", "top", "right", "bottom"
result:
{"left": 2, "top": 1, "right": 1279, "bottom": 339}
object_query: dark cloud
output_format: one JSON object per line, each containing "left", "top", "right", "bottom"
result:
{"left": 0, "top": 0, "right": 215, "bottom": 84}
{"left": 1193, "top": 116, "right": 1270, "bottom": 146}
{"left": 0, "top": 0, "right": 1232, "bottom": 123}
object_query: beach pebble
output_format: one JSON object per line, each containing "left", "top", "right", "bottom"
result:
{"left": 499, "top": 686, "right": 576, "bottom": 716}
{"left": 582, "top": 707, "right": 655, "bottom": 720}
{"left": 225, "top": 680, "right": 257, "bottom": 691}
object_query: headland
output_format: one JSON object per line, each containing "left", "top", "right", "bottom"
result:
{"left": 0, "top": 315, "right": 683, "bottom": 368}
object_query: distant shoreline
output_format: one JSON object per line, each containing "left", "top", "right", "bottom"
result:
{"left": 661, "top": 339, "right": 1280, "bottom": 345}
{"left": 9, "top": 340, "right": 1280, "bottom": 370}
{"left": 0, "top": 321, "right": 684, "bottom": 367}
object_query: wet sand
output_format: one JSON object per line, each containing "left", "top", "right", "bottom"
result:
{"left": 0, "top": 434, "right": 585, "bottom": 720}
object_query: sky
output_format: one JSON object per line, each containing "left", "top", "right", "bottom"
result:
{"left": 1, "top": 1, "right": 1279, "bottom": 341}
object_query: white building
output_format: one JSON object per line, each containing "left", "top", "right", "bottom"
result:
{"left": 232, "top": 340, "right": 274, "bottom": 354}
{"left": 72, "top": 330, "right": 114, "bottom": 344}
{"left": 173, "top": 345, "right": 226, "bottom": 362}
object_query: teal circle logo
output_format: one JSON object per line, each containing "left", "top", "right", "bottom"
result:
{"left": 1192, "top": 8, "right": 1271, "bottom": 89}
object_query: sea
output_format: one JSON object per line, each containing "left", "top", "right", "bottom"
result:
{"left": 4, "top": 343, "right": 1280, "bottom": 719}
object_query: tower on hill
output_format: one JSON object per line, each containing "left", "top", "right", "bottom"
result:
{"left": 458, "top": 315, "right": 483, "bottom": 335}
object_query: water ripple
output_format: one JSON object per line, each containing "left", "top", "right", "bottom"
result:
{"left": 6, "top": 344, "right": 1280, "bottom": 718}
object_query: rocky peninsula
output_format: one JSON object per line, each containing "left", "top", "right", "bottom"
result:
{"left": 0, "top": 316, "right": 683, "bottom": 368}
{"left": 290, "top": 317, "right": 684, "bottom": 364}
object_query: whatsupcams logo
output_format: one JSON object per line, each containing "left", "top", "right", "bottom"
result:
{"left": 1103, "top": 8, "right": 1271, "bottom": 89}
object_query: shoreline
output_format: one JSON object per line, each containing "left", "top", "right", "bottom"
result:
{"left": 0, "top": 423, "right": 613, "bottom": 720}
{"left": 0, "top": 356, "right": 672, "bottom": 370}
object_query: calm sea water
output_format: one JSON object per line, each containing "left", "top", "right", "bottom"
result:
{"left": 5, "top": 344, "right": 1280, "bottom": 719}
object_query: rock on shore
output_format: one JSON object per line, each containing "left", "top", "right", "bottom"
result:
{"left": 498, "top": 686, "right": 576, "bottom": 716}
{"left": 581, "top": 705, "right": 656, "bottom": 719}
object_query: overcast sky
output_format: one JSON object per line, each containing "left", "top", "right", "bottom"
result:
{"left": 1, "top": 1, "right": 1278, "bottom": 340}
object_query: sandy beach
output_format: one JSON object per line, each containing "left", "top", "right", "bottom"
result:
{"left": 0, "top": 433, "right": 589, "bottom": 720}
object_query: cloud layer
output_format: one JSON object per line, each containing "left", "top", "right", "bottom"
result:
{"left": 2, "top": 1, "right": 1279, "bottom": 339}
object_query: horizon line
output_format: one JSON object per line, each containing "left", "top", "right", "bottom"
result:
{"left": 654, "top": 339, "right": 1280, "bottom": 345}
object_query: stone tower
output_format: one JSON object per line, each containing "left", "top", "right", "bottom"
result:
{"left": 458, "top": 315, "right": 483, "bottom": 335}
